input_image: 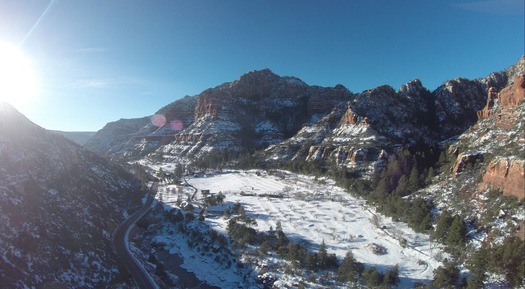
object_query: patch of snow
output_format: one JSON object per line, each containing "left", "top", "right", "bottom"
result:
{"left": 155, "top": 170, "right": 444, "bottom": 288}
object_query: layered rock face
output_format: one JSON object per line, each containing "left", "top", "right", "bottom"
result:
{"left": 87, "top": 57, "right": 524, "bottom": 178}
{"left": 0, "top": 103, "right": 142, "bottom": 288}
{"left": 265, "top": 78, "right": 439, "bottom": 174}
{"left": 151, "top": 69, "right": 351, "bottom": 160}
{"left": 478, "top": 75, "right": 525, "bottom": 123}
{"left": 479, "top": 158, "right": 525, "bottom": 201}
{"left": 471, "top": 74, "right": 525, "bottom": 200}
{"left": 476, "top": 87, "right": 499, "bottom": 119}
{"left": 499, "top": 75, "right": 525, "bottom": 107}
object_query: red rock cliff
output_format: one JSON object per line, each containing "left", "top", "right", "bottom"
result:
{"left": 479, "top": 158, "right": 525, "bottom": 201}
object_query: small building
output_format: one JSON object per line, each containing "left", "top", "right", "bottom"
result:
{"left": 206, "top": 204, "right": 231, "bottom": 216}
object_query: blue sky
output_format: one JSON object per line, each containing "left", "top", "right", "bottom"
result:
{"left": 0, "top": 0, "right": 523, "bottom": 131}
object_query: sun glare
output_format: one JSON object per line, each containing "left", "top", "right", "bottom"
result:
{"left": 0, "top": 41, "right": 38, "bottom": 109}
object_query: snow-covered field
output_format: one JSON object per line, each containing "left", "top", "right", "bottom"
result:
{"left": 156, "top": 169, "right": 444, "bottom": 288}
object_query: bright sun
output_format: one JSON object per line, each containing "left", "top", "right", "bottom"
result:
{"left": 0, "top": 41, "right": 38, "bottom": 109}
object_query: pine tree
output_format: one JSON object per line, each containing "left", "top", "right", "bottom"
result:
{"left": 433, "top": 260, "right": 460, "bottom": 289}
{"left": 395, "top": 175, "right": 408, "bottom": 196}
{"left": 337, "top": 251, "right": 359, "bottom": 282}
{"left": 260, "top": 240, "right": 270, "bottom": 254}
{"left": 426, "top": 167, "right": 435, "bottom": 184}
{"left": 434, "top": 211, "right": 454, "bottom": 241}
{"left": 447, "top": 216, "right": 467, "bottom": 247}
{"left": 287, "top": 243, "right": 301, "bottom": 263}
{"left": 407, "top": 165, "right": 420, "bottom": 193}
{"left": 496, "top": 236, "right": 525, "bottom": 287}
{"left": 362, "top": 267, "right": 383, "bottom": 287}
{"left": 275, "top": 220, "right": 283, "bottom": 233}
{"left": 467, "top": 247, "right": 487, "bottom": 289}
{"left": 305, "top": 252, "right": 318, "bottom": 271}
{"left": 384, "top": 264, "right": 400, "bottom": 287}
{"left": 318, "top": 240, "right": 328, "bottom": 269}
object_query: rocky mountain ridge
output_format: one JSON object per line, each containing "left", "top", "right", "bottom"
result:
{"left": 85, "top": 57, "right": 524, "bottom": 198}
{"left": 86, "top": 69, "right": 352, "bottom": 161}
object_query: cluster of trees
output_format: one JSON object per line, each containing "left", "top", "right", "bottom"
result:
{"left": 160, "top": 207, "right": 247, "bottom": 272}
{"left": 337, "top": 251, "right": 400, "bottom": 288}
{"left": 466, "top": 236, "right": 525, "bottom": 288}
{"left": 203, "top": 192, "right": 225, "bottom": 206}
{"left": 365, "top": 150, "right": 435, "bottom": 232}
{"left": 426, "top": 234, "right": 524, "bottom": 288}
{"left": 226, "top": 210, "right": 400, "bottom": 287}
{"left": 434, "top": 211, "right": 467, "bottom": 255}
{"left": 191, "top": 150, "right": 260, "bottom": 171}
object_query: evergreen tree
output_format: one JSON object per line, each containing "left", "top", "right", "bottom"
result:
{"left": 384, "top": 264, "right": 400, "bottom": 287}
{"left": 426, "top": 167, "right": 435, "bottom": 184}
{"left": 409, "top": 198, "right": 433, "bottom": 232}
{"left": 434, "top": 211, "right": 454, "bottom": 241}
{"left": 260, "top": 240, "right": 270, "bottom": 254}
{"left": 362, "top": 267, "right": 383, "bottom": 287}
{"left": 394, "top": 175, "right": 408, "bottom": 196}
{"left": 447, "top": 216, "right": 467, "bottom": 247}
{"left": 318, "top": 240, "right": 328, "bottom": 269}
{"left": 287, "top": 243, "right": 301, "bottom": 263}
{"left": 492, "top": 236, "right": 525, "bottom": 287}
{"left": 433, "top": 260, "right": 460, "bottom": 289}
{"left": 304, "top": 252, "right": 318, "bottom": 271}
{"left": 275, "top": 220, "right": 283, "bottom": 233}
{"left": 467, "top": 247, "right": 487, "bottom": 289}
{"left": 337, "top": 251, "right": 359, "bottom": 282}
{"left": 407, "top": 165, "right": 420, "bottom": 193}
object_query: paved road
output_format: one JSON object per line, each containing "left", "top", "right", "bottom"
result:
{"left": 113, "top": 184, "right": 157, "bottom": 289}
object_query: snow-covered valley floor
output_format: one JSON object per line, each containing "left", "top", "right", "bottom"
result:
{"left": 154, "top": 169, "right": 445, "bottom": 288}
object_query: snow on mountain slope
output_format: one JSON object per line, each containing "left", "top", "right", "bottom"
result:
{"left": 425, "top": 72, "right": 524, "bottom": 242}
{"left": 87, "top": 69, "right": 352, "bottom": 163}
{"left": 0, "top": 102, "right": 144, "bottom": 288}
{"left": 263, "top": 58, "right": 524, "bottom": 177}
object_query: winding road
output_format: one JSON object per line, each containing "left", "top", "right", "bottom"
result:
{"left": 113, "top": 183, "right": 158, "bottom": 289}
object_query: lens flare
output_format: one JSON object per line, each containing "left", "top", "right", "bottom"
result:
{"left": 170, "top": 119, "right": 184, "bottom": 131}
{"left": 151, "top": 114, "right": 167, "bottom": 127}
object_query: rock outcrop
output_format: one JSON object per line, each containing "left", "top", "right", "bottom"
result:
{"left": 477, "top": 75, "right": 525, "bottom": 121}
{"left": 477, "top": 87, "right": 499, "bottom": 120}
{"left": 451, "top": 152, "right": 484, "bottom": 175}
{"left": 449, "top": 63, "right": 524, "bottom": 202}
{"left": 479, "top": 158, "right": 525, "bottom": 201}
{"left": 499, "top": 75, "right": 525, "bottom": 107}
